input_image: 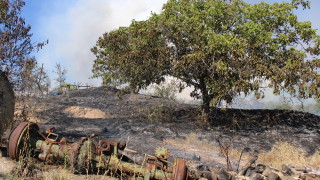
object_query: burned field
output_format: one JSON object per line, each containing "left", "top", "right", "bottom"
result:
{"left": 32, "top": 87, "right": 320, "bottom": 156}
{"left": 1, "top": 86, "right": 320, "bottom": 179}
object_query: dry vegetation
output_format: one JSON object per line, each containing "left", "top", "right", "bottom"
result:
{"left": 164, "top": 132, "right": 251, "bottom": 168}
{"left": 42, "top": 168, "right": 116, "bottom": 180}
{"left": 164, "top": 133, "right": 320, "bottom": 171}
{"left": 257, "top": 142, "right": 320, "bottom": 169}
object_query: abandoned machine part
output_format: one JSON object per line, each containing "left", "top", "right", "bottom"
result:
{"left": 8, "top": 122, "right": 41, "bottom": 160}
{"left": 7, "top": 122, "right": 188, "bottom": 180}
{"left": 0, "top": 71, "right": 15, "bottom": 139}
{"left": 154, "top": 146, "right": 171, "bottom": 160}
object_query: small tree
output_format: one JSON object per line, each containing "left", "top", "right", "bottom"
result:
{"left": 20, "top": 57, "right": 50, "bottom": 94}
{"left": 92, "top": 0, "right": 320, "bottom": 123}
{"left": 53, "top": 62, "right": 67, "bottom": 89}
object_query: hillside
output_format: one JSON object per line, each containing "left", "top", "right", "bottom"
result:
{"left": 27, "top": 87, "right": 320, "bottom": 163}
{"left": 1, "top": 86, "right": 319, "bottom": 179}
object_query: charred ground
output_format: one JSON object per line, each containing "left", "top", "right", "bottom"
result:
{"left": 22, "top": 86, "right": 319, "bottom": 168}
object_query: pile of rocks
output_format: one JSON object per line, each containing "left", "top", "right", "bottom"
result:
{"left": 234, "top": 164, "right": 320, "bottom": 180}
{"left": 192, "top": 162, "right": 320, "bottom": 180}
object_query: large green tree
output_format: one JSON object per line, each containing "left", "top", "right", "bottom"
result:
{"left": 92, "top": 0, "right": 320, "bottom": 122}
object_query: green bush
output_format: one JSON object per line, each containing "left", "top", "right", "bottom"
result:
{"left": 274, "top": 103, "right": 293, "bottom": 110}
{"left": 141, "top": 104, "right": 176, "bottom": 122}
{"left": 152, "top": 80, "right": 179, "bottom": 101}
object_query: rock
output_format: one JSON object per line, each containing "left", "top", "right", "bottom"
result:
{"left": 294, "top": 166, "right": 313, "bottom": 173}
{"left": 210, "top": 172, "right": 218, "bottom": 180}
{"left": 267, "top": 172, "right": 281, "bottom": 180}
{"left": 262, "top": 166, "right": 282, "bottom": 180}
{"left": 262, "top": 165, "right": 272, "bottom": 176}
{"left": 282, "top": 164, "right": 298, "bottom": 176}
{"left": 249, "top": 172, "right": 264, "bottom": 180}
{"left": 216, "top": 169, "right": 233, "bottom": 180}
{"left": 192, "top": 153, "right": 201, "bottom": 161}
{"left": 281, "top": 176, "right": 297, "bottom": 180}
{"left": 300, "top": 173, "right": 320, "bottom": 180}
{"left": 235, "top": 175, "right": 250, "bottom": 180}
{"left": 244, "top": 168, "right": 253, "bottom": 177}
{"left": 255, "top": 164, "right": 266, "bottom": 173}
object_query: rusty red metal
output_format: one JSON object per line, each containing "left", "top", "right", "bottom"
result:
{"left": 98, "top": 139, "right": 110, "bottom": 152}
{"left": 6, "top": 122, "right": 189, "bottom": 179}
{"left": 173, "top": 158, "right": 187, "bottom": 180}
{"left": 7, "top": 122, "right": 39, "bottom": 160}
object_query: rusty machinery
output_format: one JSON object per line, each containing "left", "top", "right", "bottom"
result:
{"left": 7, "top": 122, "right": 188, "bottom": 180}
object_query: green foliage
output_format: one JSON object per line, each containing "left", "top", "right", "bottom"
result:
{"left": 274, "top": 103, "right": 293, "bottom": 110}
{"left": 53, "top": 63, "right": 67, "bottom": 88}
{"left": 92, "top": 0, "right": 320, "bottom": 122}
{"left": 141, "top": 104, "right": 175, "bottom": 122}
{"left": 91, "top": 15, "right": 170, "bottom": 91}
{"left": 115, "top": 87, "right": 131, "bottom": 99}
{"left": 152, "top": 80, "right": 179, "bottom": 101}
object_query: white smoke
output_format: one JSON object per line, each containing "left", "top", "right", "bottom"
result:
{"left": 34, "top": 0, "right": 167, "bottom": 87}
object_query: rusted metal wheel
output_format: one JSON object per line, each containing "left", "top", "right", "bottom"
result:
{"left": 7, "top": 122, "right": 40, "bottom": 160}
{"left": 172, "top": 158, "right": 187, "bottom": 180}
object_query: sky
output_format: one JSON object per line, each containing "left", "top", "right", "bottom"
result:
{"left": 21, "top": 0, "right": 320, "bottom": 108}
{"left": 22, "top": 0, "right": 320, "bottom": 87}
{"left": 22, "top": 0, "right": 167, "bottom": 86}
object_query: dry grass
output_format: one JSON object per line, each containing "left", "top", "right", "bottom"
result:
{"left": 164, "top": 133, "right": 229, "bottom": 165}
{"left": 257, "top": 142, "right": 320, "bottom": 169}
{"left": 43, "top": 168, "right": 116, "bottom": 180}
{"left": 0, "top": 157, "right": 17, "bottom": 176}
{"left": 43, "top": 169, "right": 70, "bottom": 180}
{"left": 164, "top": 132, "right": 216, "bottom": 151}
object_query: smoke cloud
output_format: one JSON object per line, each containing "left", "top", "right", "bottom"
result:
{"left": 34, "top": 0, "right": 167, "bottom": 87}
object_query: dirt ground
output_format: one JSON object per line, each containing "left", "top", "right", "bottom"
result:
{"left": 1, "top": 86, "right": 320, "bottom": 178}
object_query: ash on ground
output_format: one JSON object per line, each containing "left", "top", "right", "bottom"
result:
{"left": 25, "top": 86, "right": 320, "bottom": 169}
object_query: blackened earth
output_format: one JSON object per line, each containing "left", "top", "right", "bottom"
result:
{"left": 30, "top": 87, "right": 320, "bottom": 168}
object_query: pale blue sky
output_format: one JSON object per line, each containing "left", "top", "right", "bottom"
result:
{"left": 21, "top": 0, "right": 320, "bottom": 87}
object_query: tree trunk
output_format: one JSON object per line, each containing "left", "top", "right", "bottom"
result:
{"left": 200, "top": 86, "right": 211, "bottom": 124}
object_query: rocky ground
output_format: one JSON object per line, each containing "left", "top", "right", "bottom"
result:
{"left": 1, "top": 86, "right": 320, "bottom": 179}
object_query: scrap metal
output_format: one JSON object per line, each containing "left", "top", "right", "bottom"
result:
{"left": 7, "top": 122, "right": 188, "bottom": 180}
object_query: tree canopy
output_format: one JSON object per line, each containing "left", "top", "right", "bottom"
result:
{"left": 0, "top": 0, "right": 46, "bottom": 86}
{"left": 92, "top": 0, "right": 320, "bottom": 122}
